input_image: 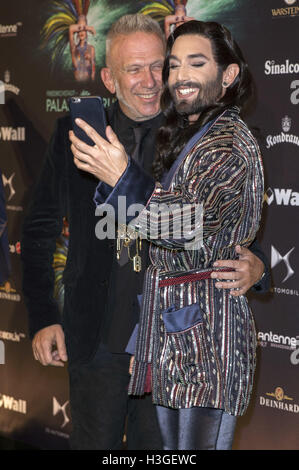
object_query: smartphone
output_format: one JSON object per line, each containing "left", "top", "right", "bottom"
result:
{"left": 68, "top": 96, "right": 107, "bottom": 146}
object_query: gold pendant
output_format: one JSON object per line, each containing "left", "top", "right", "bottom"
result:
{"left": 133, "top": 255, "right": 142, "bottom": 272}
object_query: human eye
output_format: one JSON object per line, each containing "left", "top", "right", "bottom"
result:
{"left": 151, "top": 62, "right": 163, "bottom": 71}
{"left": 191, "top": 62, "right": 205, "bottom": 68}
{"left": 126, "top": 66, "right": 142, "bottom": 74}
{"left": 169, "top": 62, "right": 179, "bottom": 70}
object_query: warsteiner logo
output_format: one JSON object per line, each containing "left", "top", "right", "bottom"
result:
{"left": 260, "top": 387, "right": 299, "bottom": 413}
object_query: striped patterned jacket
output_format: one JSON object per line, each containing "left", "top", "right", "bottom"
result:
{"left": 94, "top": 106, "right": 264, "bottom": 416}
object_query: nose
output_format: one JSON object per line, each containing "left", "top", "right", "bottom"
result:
{"left": 175, "top": 63, "right": 189, "bottom": 83}
{"left": 141, "top": 68, "right": 156, "bottom": 89}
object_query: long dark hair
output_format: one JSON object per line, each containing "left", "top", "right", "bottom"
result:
{"left": 153, "top": 20, "right": 255, "bottom": 180}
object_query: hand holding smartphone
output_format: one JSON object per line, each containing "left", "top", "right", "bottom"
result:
{"left": 68, "top": 96, "right": 107, "bottom": 146}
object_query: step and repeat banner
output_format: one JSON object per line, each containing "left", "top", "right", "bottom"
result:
{"left": 0, "top": 0, "right": 298, "bottom": 450}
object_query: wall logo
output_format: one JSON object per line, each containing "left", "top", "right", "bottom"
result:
{"left": 260, "top": 387, "right": 299, "bottom": 413}
{"left": 0, "top": 22, "right": 22, "bottom": 38}
{"left": 53, "top": 397, "right": 70, "bottom": 429}
{"left": 266, "top": 115, "right": 299, "bottom": 148}
{"left": 0, "top": 126, "right": 25, "bottom": 141}
{"left": 0, "top": 281, "right": 21, "bottom": 302}
{"left": 0, "top": 393, "right": 27, "bottom": 414}
{"left": 2, "top": 173, "right": 15, "bottom": 201}
{"left": 264, "top": 187, "right": 299, "bottom": 206}
{"left": 271, "top": 245, "right": 295, "bottom": 283}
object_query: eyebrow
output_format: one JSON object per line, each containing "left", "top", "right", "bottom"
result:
{"left": 169, "top": 53, "right": 209, "bottom": 61}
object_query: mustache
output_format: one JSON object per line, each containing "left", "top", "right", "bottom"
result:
{"left": 171, "top": 81, "right": 201, "bottom": 91}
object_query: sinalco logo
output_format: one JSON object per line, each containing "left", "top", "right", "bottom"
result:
{"left": 264, "top": 187, "right": 299, "bottom": 207}
{"left": 260, "top": 387, "right": 299, "bottom": 413}
{"left": 265, "top": 59, "right": 299, "bottom": 75}
{"left": 266, "top": 115, "right": 299, "bottom": 148}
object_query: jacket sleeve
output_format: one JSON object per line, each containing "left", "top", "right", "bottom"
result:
{"left": 248, "top": 238, "right": 271, "bottom": 293}
{"left": 94, "top": 141, "right": 264, "bottom": 253}
{"left": 21, "top": 118, "right": 67, "bottom": 339}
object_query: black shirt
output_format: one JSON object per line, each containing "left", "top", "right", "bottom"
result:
{"left": 102, "top": 102, "right": 164, "bottom": 353}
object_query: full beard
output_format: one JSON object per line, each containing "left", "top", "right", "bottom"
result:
{"left": 170, "top": 73, "right": 223, "bottom": 117}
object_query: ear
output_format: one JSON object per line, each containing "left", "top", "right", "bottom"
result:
{"left": 100, "top": 67, "right": 116, "bottom": 95}
{"left": 222, "top": 63, "right": 240, "bottom": 88}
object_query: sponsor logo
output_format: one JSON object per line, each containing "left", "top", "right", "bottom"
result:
{"left": 264, "top": 187, "right": 299, "bottom": 206}
{"left": 2, "top": 173, "right": 23, "bottom": 212}
{"left": 260, "top": 387, "right": 299, "bottom": 413}
{"left": 290, "top": 80, "right": 299, "bottom": 104}
{"left": 0, "top": 126, "right": 25, "bottom": 141}
{"left": 9, "top": 241, "right": 21, "bottom": 255}
{"left": 0, "top": 22, "right": 22, "bottom": 38}
{"left": 0, "top": 341, "right": 4, "bottom": 364}
{"left": 0, "top": 393, "right": 27, "bottom": 414}
{"left": 2, "top": 70, "right": 20, "bottom": 99}
{"left": 2, "top": 173, "right": 15, "bottom": 201}
{"left": 46, "top": 89, "right": 90, "bottom": 113}
{"left": 265, "top": 59, "right": 299, "bottom": 75}
{"left": 271, "top": 245, "right": 295, "bottom": 283}
{"left": 0, "top": 330, "right": 26, "bottom": 343}
{"left": 266, "top": 115, "right": 299, "bottom": 148}
{"left": 0, "top": 281, "right": 21, "bottom": 302}
{"left": 53, "top": 397, "right": 70, "bottom": 429}
{"left": 290, "top": 337, "right": 299, "bottom": 364}
{"left": 0, "top": 80, "right": 4, "bottom": 104}
{"left": 271, "top": 0, "right": 299, "bottom": 17}
{"left": 258, "top": 330, "right": 297, "bottom": 350}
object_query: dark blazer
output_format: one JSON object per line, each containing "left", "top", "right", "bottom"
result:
{"left": 21, "top": 115, "right": 113, "bottom": 364}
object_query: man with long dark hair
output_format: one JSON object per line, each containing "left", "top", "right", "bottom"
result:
{"left": 70, "top": 20, "right": 264, "bottom": 449}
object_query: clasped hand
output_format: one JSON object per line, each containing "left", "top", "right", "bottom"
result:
{"left": 69, "top": 118, "right": 128, "bottom": 187}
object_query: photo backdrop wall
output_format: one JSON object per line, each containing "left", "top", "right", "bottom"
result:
{"left": 0, "top": 0, "right": 298, "bottom": 450}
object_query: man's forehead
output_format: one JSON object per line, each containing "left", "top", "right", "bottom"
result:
{"left": 111, "top": 32, "right": 164, "bottom": 53}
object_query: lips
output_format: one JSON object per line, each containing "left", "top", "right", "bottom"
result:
{"left": 136, "top": 91, "right": 160, "bottom": 100}
{"left": 176, "top": 86, "right": 199, "bottom": 98}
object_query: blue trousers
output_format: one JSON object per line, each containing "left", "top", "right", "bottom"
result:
{"left": 156, "top": 405, "right": 237, "bottom": 450}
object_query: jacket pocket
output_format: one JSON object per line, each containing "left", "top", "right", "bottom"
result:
{"left": 162, "top": 303, "right": 203, "bottom": 333}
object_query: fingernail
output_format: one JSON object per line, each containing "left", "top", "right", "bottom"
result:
{"left": 213, "top": 261, "right": 218, "bottom": 266}
{"left": 75, "top": 118, "right": 81, "bottom": 124}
